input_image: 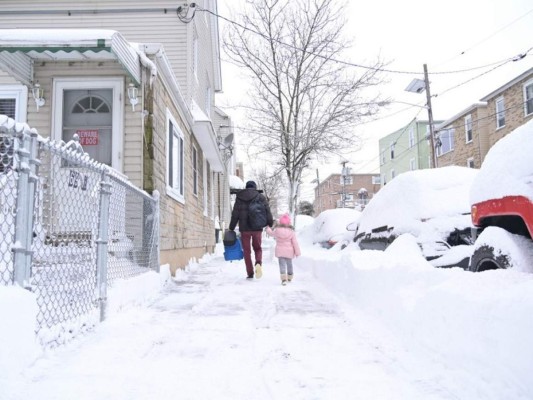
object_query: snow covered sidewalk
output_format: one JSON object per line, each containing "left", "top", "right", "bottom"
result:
{"left": 3, "top": 245, "right": 460, "bottom": 400}
{"left": 4, "top": 236, "right": 533, "bottom": 400}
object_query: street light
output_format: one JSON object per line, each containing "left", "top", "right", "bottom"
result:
{"left": 405, "top": 64, "right": 438, "bottom": 168}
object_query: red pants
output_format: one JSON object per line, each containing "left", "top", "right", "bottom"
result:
{"left": 240, "top": 231, "right": 263, "bottom": 277}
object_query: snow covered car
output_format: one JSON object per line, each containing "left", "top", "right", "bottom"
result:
{"left": 311, "top": 208, "right": 361, "bottom": 249}
{"left": 353, "top": 166, "right": 478, "bottom": 268}
{"left": 468, "top": 119, "right": 533, "bottom": 272}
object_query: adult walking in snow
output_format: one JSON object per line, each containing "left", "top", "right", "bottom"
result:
{"left": 229, "top": 180, "right": 273, "bottom": 279}
{"left": 266, "top": 213, "right": 301, "bottom": 285}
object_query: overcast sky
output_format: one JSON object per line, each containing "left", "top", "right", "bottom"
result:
{"left": 216, "top": 0, "right": 533, "bottom": 201}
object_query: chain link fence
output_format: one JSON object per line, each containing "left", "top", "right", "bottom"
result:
{"left": 0, "top": 115, "right": 159, "bottom": 342}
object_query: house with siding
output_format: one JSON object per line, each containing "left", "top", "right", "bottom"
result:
{"left": 0, "top": 1, "right": 231, "bottom": 273}
{"left": 378, "top": 119, "right": 440, "bottom": 184}
{"left": 313, "top": 173, "right": 380, "bottom": 214}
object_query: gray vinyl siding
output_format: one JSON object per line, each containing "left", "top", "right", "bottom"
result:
{"left": 0, "top": 1, "right": 189, "bottom": 102}
{"left": 25, "top": 61, "right": 142, "bottom": 184}
{"left": 0, "top": 69, "right": 19, "bottom": 84}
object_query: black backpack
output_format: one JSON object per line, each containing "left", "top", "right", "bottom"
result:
{"left": 248, "top": 194, "right": 268, "bottom": 230}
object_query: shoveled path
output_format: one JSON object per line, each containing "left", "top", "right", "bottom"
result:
{"left": 6, "top": 247, "right": 460, "bottom": 400}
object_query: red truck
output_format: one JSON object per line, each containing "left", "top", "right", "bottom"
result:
{"left": 468, "top": 119, "right": 533, "bottom": 271}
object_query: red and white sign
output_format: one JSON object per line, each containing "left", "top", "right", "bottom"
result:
{"left": 76, "top": 129, "right": 99, "bottom": 146}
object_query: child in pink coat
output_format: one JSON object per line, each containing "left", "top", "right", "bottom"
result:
{"left": 266, "top": 213, "right": 301, "bottom": 285}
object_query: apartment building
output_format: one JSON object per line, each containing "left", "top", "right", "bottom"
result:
{"left": 313, "top": 173, "right": 380, "bottom": 215}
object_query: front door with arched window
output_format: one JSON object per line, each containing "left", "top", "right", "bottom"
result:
{"left": 53, "top": 78, "right": 124, "bottom": 172}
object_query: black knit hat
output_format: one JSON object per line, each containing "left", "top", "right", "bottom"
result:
{"left": 245, "top": 180, "right": 257, "bottom": 189}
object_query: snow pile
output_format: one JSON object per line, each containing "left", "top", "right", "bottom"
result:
{"left": 300, "top": 234, "right": 533, "bottom": 397}
{"left": 229, "top": 174, "right": 244, "bottom": 189}
{"left": 471, "top": 118, "right": 533, "bottom": 204}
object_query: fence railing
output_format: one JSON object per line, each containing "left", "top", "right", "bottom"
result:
{"left": 0, "top": 115, "right": 159, "bottom": 343}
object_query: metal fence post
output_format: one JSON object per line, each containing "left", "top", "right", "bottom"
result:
{"left": 12, "top": 129, "right": 33, "bottom": 288}
{"left": 95, "top": 169, "right": 111, "bottom": 322}
{"left": 23, "top": 130, "right": 40, "bottom": 284}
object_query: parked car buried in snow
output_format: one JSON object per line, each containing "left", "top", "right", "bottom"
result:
{"left": 311, "top": 208, "right": 361, "bottom": 249}
{"left": 353, "top": 166, "right": 478, "bottom": 268}
{"left": 468, "top": 119, "right": 533, "bottom": 272}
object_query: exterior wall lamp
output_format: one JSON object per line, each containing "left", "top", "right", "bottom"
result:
{"left": 127, "top": 83, "right": 139, "bottom": 112}
{"left": 31, "top": 83, "right": 45, "bottom": 111}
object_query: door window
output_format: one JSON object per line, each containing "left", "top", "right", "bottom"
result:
{"left": 62, "top": 89, "right": 113, "bottom": 165}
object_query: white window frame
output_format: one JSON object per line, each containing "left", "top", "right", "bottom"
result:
{"left": 203, "top": 157, "right": 208, "bottom": 216}
{"left": 524, "top": 79, "right": 533, "bottom": 117}
{"left": 211, "top": 170, "right": 216, "bottom": 219}
{"left": 192, "top": 145, "right": 199, "bottom": 197}
{"left": 166, "top": 109, "right": 185, "bottom": 203}
{"left": 52, "top": 77, "right": 124, "bottom": 171}
{"left": 410, "top": 158, "right": 416, "bottom": 171}
{"left": 495, "top": 97, "right": 505, "bottom": 129}
{"left": 437, "top": 128, "right": 454, "bottom": 156}
{"left": 390, "top": 142, "right": 395, "bottom": 159}
{"left": 467, "top": 157, "right": 475, "bottom": 168}
{"left": 372, "top": 176, "right": 380, "bottom": 185}
{"left": 408, "top": 128, "right": 415, "bottom": 148}
{"left": 464, "top": 114, "right": 473, "bottom": 143}
{"left": 391, "top": 169, "right": 395, "bottom": 179}
{"left": 0, "top": 84, "right": 28, "bottom": 121}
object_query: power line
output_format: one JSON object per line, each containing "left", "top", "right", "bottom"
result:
{"left": 198, "top": 6, "right": 528, "bottom": 76}
{"left": 457, "top": 8, "right": 533, "bottom": 59}
{"left": 434, "top": 7, "right": 533, "bottom": 67}
{"left": 435, "top": 49, "right": 532, "bottom": 98}
{"left": 351, "top": 97, "right": 533, "bottom": 175}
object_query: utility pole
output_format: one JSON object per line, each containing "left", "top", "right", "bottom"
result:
{"left": 340, "top": 160, "right": 348, "bottom": 208}
{"left": 423, "top": 64, "right": 438, "bottom": 169}
{"left": 315, "top": 169, "right": 320, "bottom": 214}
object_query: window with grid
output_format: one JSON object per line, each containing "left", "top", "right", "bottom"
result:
{"left": 437, "top": 128, "right": 454, "bottom": 156}
{"left": 192, "top": 146, "right": 198, "bottom": 196}
{"left": 465, "top": 114, "right": 473, "bottom": 142}
{"left": 167, "top": 113, "right": 184, "bottom": 201}
{"left": 0, "top": 98, "right": 16, "bottom": 173}
{"left": 408, "top": 128, "right": 415, "bottom": 148}
{"left": 524, "top": 80, "right": 533, "bottom": 116}
{"left": 496, "top": 97, "right": 505, "bottom": 129}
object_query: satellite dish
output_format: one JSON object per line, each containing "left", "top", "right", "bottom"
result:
{"left": 223, "top": 133, "right": 234, "bottom": 147}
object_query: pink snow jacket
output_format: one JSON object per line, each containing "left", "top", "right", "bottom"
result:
{"left": 266, "top": 224, "right": 301, "bottom": 259}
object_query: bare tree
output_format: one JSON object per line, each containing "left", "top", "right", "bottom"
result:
{"left": 252, "top": 166, "right": 285, "bottom": 217}
{"left": 224, "top": 0, "right": 387, "bottom": 213}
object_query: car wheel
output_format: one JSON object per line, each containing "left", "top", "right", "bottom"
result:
{"left": 469, "top": 244, "right": 511, "bottom": 272}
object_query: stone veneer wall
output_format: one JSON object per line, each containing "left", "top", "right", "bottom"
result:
{"left": 148, "top": 71, "right": 216, "bottom": 274}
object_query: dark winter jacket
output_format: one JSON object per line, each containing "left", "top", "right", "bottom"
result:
{"left": 229, "top": 188, "right": 274, "bottom": 232}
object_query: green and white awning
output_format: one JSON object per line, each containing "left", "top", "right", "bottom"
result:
{"left": 0, "top": 29, "right": 141, "bottom": 86}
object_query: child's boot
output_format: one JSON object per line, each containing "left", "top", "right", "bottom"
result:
{"left": 280, "top": 274, "right": 288, "bottom": 285}
{"left": 288, "top": 274, "right": 293, "bottom": 282}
